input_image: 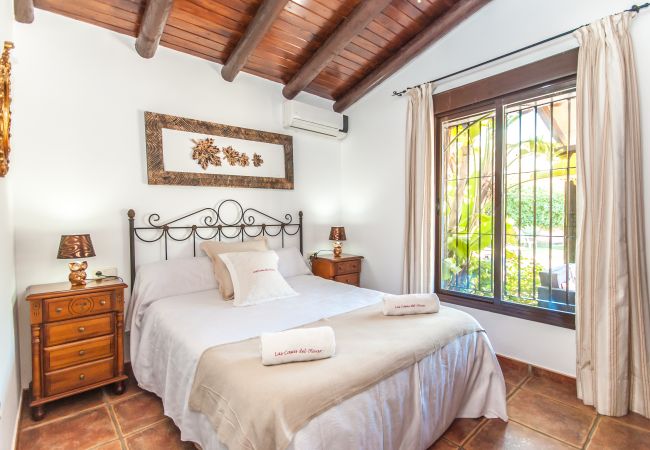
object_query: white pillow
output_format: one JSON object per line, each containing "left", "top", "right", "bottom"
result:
{"left": 126, "top": 256, "right": 218, "bottom": 331}
{"left": 200, "top": 238, "right": 269, "bottom": 300}
{"left": 275, "top": 247, "right": 312, "bottom": 278}
{"left": 219, "top": 250, "right": 298, "bottom": 307}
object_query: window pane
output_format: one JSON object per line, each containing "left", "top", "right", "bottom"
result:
{"left": 441, "top": 111, "right": 495, "bottom": 297}
{"left": 502, "top": 90, "right": 577, "bottom": 314}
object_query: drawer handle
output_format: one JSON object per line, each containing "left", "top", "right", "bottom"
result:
{"left": 79, "top": 374, "right": 85, "bottom": 380}
{"left": 78, "top": 327, "right": 86, "bottom": 333}
{"left": 79, "top": 350, "right": 86, "bottom": 356}
{"left": 55, "top": 307, "right": 63, "bottom": 313}
{"left": 99, "top": 300, "right": 106, "bottom": 306}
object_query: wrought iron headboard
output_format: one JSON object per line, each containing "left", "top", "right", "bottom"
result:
{"left": 127, "top": 199, "right": 303, "bottom": 291}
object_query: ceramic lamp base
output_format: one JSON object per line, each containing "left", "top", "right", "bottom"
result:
{"left": 333, "top": 242, "right": 342, "bottom": 258}
{"left": 68, "top": 261, "right": 89, "bottom": 286}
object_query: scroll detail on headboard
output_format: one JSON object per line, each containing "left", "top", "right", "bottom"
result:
{"left": 127, "top": 199, "right": 303, "bottom": 291}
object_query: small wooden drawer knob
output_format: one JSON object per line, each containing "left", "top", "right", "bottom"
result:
{"left": 79, "top": 350, "right": 86, "bottom": 356}
{"left": 99, "top": 300, "right": 106, "bottom": 306}
{"left": 78, "top": 326, "right": 86, "bottom": 333}
{"left": 79, "top": 374, "right": 85, "bottom": 380}
{"left": 55, "top": 307, "right": 63, "bottom": 313}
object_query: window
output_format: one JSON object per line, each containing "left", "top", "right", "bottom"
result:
{"left": 502, "top": 91, "right": 577, "bottom": 313}
{"left": 440, "top": 111, "right": 496, "bottom": 298}
{"left": 434, "top": 51, "right": 578, "bottom": 328}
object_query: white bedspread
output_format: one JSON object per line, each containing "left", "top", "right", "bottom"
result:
{"left": 129, "top": 275, "right": 507, "bottom": 449}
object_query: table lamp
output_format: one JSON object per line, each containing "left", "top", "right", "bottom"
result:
{"left": 328, "top": 226, "right": 346, "bottom": 258}
{"left": 57, "top": 234, "right": 96, "bottom": 286}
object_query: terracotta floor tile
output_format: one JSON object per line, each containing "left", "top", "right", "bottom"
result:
{"left": 521, "top": 373, "right": 594, "bottom": 413}
{"left": 611, "top": 411, "right": 650, "bottom": 432}
{"left": 496, "top": 356, "right": 529, "bottom": 387}
{"left": 125, "top": 419, "right": 195, "bottom": 450}
{"left": 112, "top": 392, "right": 165, "bottom": 435}
{"left": 427, "top": 437, "right": 458, "bottom": 449}
{"left": 20, "top": 388, "right": 105, "bottom": 429}
{"left": 103, "top": 375, "right": 144, "bottom": 403}
{"left": 505, "top": 382, "right": 516, "bottom": 397}
{"left": 91, "top": 439, "right": 124, "bottom": 450}
{"left": 441, "top": 418, "right": 485, "bottom": 445}
{"left": 587, "top": 417, "right": 650, "bottom": 449}
{"left": 18, "top": 406, "right": 117, "bottom": 450}
{"left": 508, "top": 389, "right": 595, "bottom": 447}
{"left": 465, "top": 419, "right": 574, "bottom": 449}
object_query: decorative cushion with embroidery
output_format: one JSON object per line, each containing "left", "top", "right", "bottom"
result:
{"left": 219, "top": 250, "right": 298, "bottom": 307}
{"left": 200, "top": 239, "right": 269, "bottom": 300}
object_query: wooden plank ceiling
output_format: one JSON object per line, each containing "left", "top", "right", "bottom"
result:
{"left": 28, "top": 0, "right": 489, "bottom": 110}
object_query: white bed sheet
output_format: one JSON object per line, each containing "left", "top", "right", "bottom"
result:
{"left": 130, "top": 275, "right": 507, "bottom": 449}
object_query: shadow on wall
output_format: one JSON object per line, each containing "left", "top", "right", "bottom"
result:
{"left": 14, "top": 290, "right": 21, "bottom": 382}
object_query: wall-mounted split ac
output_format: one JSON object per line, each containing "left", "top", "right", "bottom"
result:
{"left": 283, "top": 100, "right": 348, "bottom": 139}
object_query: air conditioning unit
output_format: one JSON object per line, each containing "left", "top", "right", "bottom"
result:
{"left": 283, "top": 100, "right": 348, "bottom": 139}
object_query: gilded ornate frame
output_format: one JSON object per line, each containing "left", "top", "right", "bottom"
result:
{"left": 0, "top": 42, "right": 14, "bottom": 177}
{"left": 144, "top": 112, "right": 294, "bottom": 189}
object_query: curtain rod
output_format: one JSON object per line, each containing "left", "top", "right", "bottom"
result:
{"left": 392, "top": 2, "right": 649, "bottom": 97}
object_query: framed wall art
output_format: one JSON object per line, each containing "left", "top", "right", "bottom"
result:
{"left": 144, "top": 112, "right": 294, "bottom": 189}
{"left": 0, "top": 42, "right": 14, "bottom": 178}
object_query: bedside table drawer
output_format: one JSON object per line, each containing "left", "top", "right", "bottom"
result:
{"left": 44, "top": 357, "right": 115, "bottom": 396}
{"left": 334, "top": 273, "right": 360, "bottom": 286}
{"left": 45, "top": 293, "right": 112, "bottom": 322}
{"left": 44, "top": 335, "right": 114, "bottom": 372}
{"left": 45, "top": 314, "right": 113, "bottom": 347}
{"left": 334, "top": 260, "right": 361, "bottom": 275}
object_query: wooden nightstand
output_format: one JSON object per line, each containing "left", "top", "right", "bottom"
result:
{"left": 311, "top": 254, "right": 363, "bottom": 287}
{"left": 25, "top": 279, "right": 128, "bottom": 420}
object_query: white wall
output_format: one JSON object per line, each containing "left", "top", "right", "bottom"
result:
{"left": 0, "top": 0, "right": 21, "bottom": 447}
{"left": 342, "top": 0, "right": 650, "bottom": 376}
{"left": 10, "top": 11, "right": 343, "bottom": 388}
{"left": 0, "top": 160, "right": 19, "bottom": 450}
{"left": 0, "top": 180, "right": 18, "bottom": 450}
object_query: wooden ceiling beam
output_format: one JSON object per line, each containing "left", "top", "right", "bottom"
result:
{"left": 333, "top": 0, "right": 493, "bottom": 112}
{"left": 221, "top": 0, "right": 289, "bottom": 82}
{"left": 14, "top": 0, "right": 34, "bottom": 23}
{"left": 136, "top": 0, "right": 175, "bottom": 59}
{"left": 282, "top": 0, "right": 393, "bottom": 100}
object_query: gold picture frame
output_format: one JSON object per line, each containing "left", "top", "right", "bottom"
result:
{"left": 144, "top": 112, "right": 294, "bottom": 190}
{"left": 0, "top": 42, "right": 14, "bottom": 178}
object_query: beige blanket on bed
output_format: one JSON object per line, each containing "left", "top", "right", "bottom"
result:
{"left": 188, "top": 303, "right": 483, "bottom": 450}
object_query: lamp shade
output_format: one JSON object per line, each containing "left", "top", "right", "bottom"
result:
{"left": 328, "top": 226, "right": 346, "bottom": 241}
{"left": 57, "top": 234, "right": 96, "bottom": 259}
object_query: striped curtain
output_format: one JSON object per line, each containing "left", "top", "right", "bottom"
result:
{"left": 574, "top": 12, "right": 650, "bottom": 418}
{"left": 402, "top": 84, "right": 435, "bottom": 294}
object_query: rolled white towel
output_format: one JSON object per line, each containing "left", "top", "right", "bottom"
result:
{"left": 383, "top": 293, "right": 440, "bottom": 316}
{"left": 261, "top": 326, "right": 336, "bottom": 366}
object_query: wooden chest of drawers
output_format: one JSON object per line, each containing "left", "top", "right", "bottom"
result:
{"left": 311, "top": 254, "right": 364, "bottom": 287}
{"left": 26, "top": 279, "right": 128, "bottom": 420}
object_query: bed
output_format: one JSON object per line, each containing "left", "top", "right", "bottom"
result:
{"left": 125, "top": 200, "right": 507, "bottom": 450}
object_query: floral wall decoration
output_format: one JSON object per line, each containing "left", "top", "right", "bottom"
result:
{"left": 145, "top": 112, "right": 293, "bottom": 190}
{"left": 191, "top": 138, "right": 264, "bottom": 170}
